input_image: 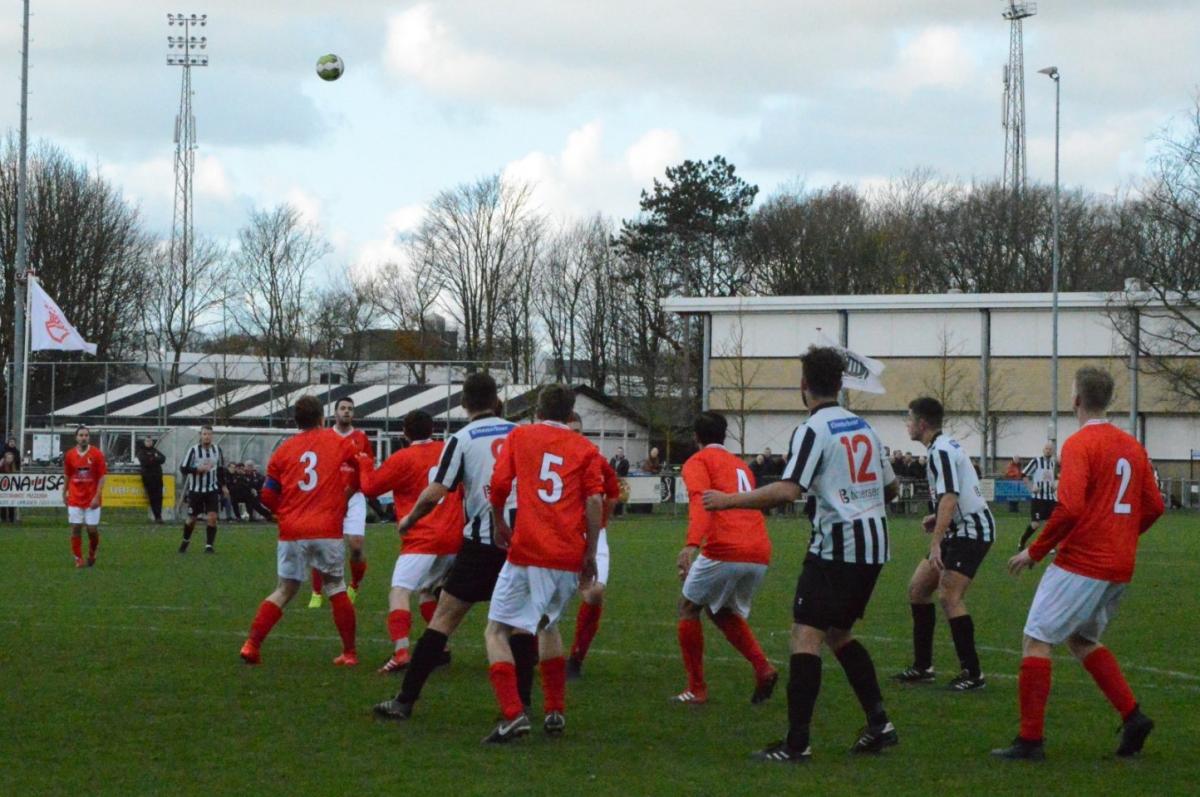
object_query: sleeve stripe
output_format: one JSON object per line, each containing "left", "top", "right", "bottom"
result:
{"left": 263, "top": 477, "right": 281, "bottom": 492}
{"left": 1022, "top": 459, "right": 1036, "bottom": 477}
{"left": 433, "top": 435, "right": 459, "bottom": 485}
{"left": 939, "top": 450, "right": 957, "bottom": 494}
{"left": 782, "top": 427, "right": 818, "bottom": 487}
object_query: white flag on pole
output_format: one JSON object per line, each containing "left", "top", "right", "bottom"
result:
{"left": 28, "top": 276, "right": 97, "bottom": 355}
{"left": 818, "top": 332, "right": 886, "bottom": 394}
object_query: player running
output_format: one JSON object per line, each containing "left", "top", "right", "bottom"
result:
{"left": 357, "top": 410, "right": 464, "bottom": 674}
{"left": 704, "top": 346, "right": 899, "bottom": 763}
{"left": 178, "top": 425, "right": 229, "bottom": 554}
{"left": 373, "top": 373, "right": 515, "bottom": 722}
{"left": 239, "top": 395, "right": 361, "bottom": 666}
{"left": 893, "top": 397, "right": 994, "bottom": 692}
{"left": 1018, "top": 442, "right": 1058, "bottom": 551}
{"left": 482, "top": 384, "right": 604, "bottom": 742}
{"left": 565, "top": 411, "right": 620, "bottom": 680}
{"left": 63, "top": 425, "right": 107, "bottom": 568}
{"left": 674, "top": 411, "right": 776, "bottom": 706}
{"left": 309, "top": 397, "right": 373, "bottom": 607}
{"left": 993, "top": 368, "right": 1163, "bottom": 761}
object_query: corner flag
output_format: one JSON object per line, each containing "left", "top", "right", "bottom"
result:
{"left": 28, "top": 276, "right": 97, "bottom": 355}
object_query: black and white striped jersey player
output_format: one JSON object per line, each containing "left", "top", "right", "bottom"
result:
{"left": 1018, "top": 442, "right": 1058, "bottom": 551}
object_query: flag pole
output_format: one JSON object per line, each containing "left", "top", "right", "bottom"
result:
{"left": 18, "top": 274, "right": 33, "bottom": 462}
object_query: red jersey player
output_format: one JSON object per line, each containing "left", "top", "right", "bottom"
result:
{"left": 358, "top": 409, "right": 464, "bottom": 673}
{"left": 566, "top": 410, "right": 620, "bottom": 680}
{"left": 484, "top": 384, "right": 604, "bottom": 743}
{"left": 239, "top": 395, "right": 362, "bottom": 666}
{"left": 63, "top": 425, "right": 107, "bottom": 568}
{"left": 676, "top": 411, "right": 776, "bottom": 705}
{"left": 994, "top": 368, "right": 1164, "bottom": 761}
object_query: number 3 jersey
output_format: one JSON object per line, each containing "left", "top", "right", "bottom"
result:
{"left": 263, "top": 428, "right": 360, "bottom": 541}
{"left": 782, "top": 403, "right": 896, "bottom": 565}
{"left": 925, "top": 432, "right": 996, "bottom": 543}
{"left": 489, "top": 420, "right": 604, "bottom": 572}
{"left": 682, "top": 444, "right": 771, "bottom": 565}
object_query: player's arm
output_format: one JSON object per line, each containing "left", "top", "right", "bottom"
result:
{"left": 488, "top": 439, "right": 518, "bottom": 547}
{"left": 1018, "top": 443, "right": 1085, "bottom": 572}
{"left": 880, "top": 448, "right": 899, "bottom": 503}
{"left": 601, "top": 457, "right": 620, "bottom": 520}
{"left": 1021, "top": 458, "right": 1037, "bottom": 493}
{"left": 62, "top": 457, "right": 72, "bottom": 505}
{"left": 357, "top": 452, "right": 399, "bottom": 499}
{"left": 91, "top": 453, "right": 108, "bottom": 509}
{"left": 1138, "top": 457, "right": 1165, "bottom": 534}
{"left": 260, "top": 457, "right": 283, "bottom": 512}
{"left": 580, "top": 456, "right": 604, "bottom": 585}
{"left": 180, "top": 447, "right": 196, "bottom": 475}
{"left": 217, "top": 449, "right": 230, "bottom": 495}
{"left": 680, "top": 459, "right": 711, "bottom": 578}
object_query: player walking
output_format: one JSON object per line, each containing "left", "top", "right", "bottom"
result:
{"left": 893, "top": 397, "right": 994, "bottom": 691}
{"left": 1018, "top": 443, "right": 1058, "bottom": 551}
{"left": 373, "top": 373, "right": 516, "bottom": 721}
{"left": 309, "top": 397, "right": 373, "bottom": 606}
{"left": 993, "top": 368, "right": 1163, "bottom": 761}
{"left": 674, "top": 411, "right": 776, "bottom": 706}
{"left": 704, "top": 347, "right": 899, "bottom": 763}
{"left": 63, "top": 425, "right": 107, "bottom": 568}
{"left": 357, "top": 410, "right": 464, "bottom": 674}
{"left": 178, "top": 425, "right": 229, "bottom": 554}
{"left": 482, "top": 384, "right": 604, "bottom": 742}
{"left": 239, "top": 396, "right": 361, "bottom": 666}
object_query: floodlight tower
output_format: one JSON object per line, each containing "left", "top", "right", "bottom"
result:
{"left": 1001, "top": 1, "right": 1036, "bottom": 199}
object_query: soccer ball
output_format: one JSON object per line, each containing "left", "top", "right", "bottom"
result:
{"left": 316, "top": 54, "right": 344, "bottom": 81}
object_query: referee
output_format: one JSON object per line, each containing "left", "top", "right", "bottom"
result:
{"left": 1017, "top": 443, "right": 1057, "bottom": 551}
{"left": 178, "top": 425, "right": 229, "bottom": 554}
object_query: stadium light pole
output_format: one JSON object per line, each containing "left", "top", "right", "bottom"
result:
{"left": 1039, "top": 65, "right": 1060, "bottom": 447}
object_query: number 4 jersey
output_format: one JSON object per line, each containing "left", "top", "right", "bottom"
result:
{"left": 263, "top": 428, "right": 360, "bottom": 541}
{"left": 782, "top": 403, "right": 896, "bottom": 565}
{"left": 682, "top": 444, "right": 771, "bottom": 565}
{"left": 489, "top": 420, "right": 604, "bottom": 572}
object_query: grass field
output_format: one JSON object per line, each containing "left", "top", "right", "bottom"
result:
{"left": 2, "top": 507, "right": 1198, "bottom": 796}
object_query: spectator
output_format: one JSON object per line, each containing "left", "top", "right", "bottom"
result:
{"left": 642, "top": 446, "right": 662, "bottom": 474}
{"left": 610, "top": 446, "right": 630, "bottom": 477}
{"left": 4, "top": 437, "right": 19, "bottom": 464}
{"left": 239, "top": 460, "right": 273, "bottom": 522}
{"left": 761, "top": 446, "right": 782, "bottom": 477}
{"left": 750, "top": 453, "right": 767, "bottom": 484}
{"left": 135, "top": 437, "right": 167, "bottom": 523}
{"left": 1004, "top": 456, "right": 1023, "bottom": 480}
{"left": 0, "top": 450, "right": 15, "bottom": 522}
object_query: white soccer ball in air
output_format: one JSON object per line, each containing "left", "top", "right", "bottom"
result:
{"left": 316, "top": 54, "right": 344, "bottom": 81}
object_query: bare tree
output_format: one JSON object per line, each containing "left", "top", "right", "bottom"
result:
{"left": 535, "top": 222, "right": 589, "bottom": 382}
{"left": 577, "top": 215, "right": 618, "bottom": 390}
{"left": 713, "top": 312, "right": 763, "bottom": 454}
{"left": 368, "top": 247, "right": 448, "bottom": 384}
{"left": 919, "top": 326, "right": 974, "bottom": 437}
{"left": 142, "top": 236, "right": 228, "bottom": 385}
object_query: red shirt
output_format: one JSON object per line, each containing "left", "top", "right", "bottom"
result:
{"left": 683, "top": 445, "right": 771, "bottom": 565}
{"left": 359, "top": 439, "right": 463, "bottom": 556}
{"left": 489, "top": 421, "right": 604, "bottom": 572}
{"left": 1029, "top": 420, "right": 1164, "bottom": 583}
{"left": 599, "top": 454, "right": 620, "bottom": 526}
{"left": 335, "top": 427, "right": 373, "bottom": 493}
{"left": 263, "top": 428, "right": 360, "bottom": 541}
{"left": 64, "top": 446, "right": 107, "bottom": 508}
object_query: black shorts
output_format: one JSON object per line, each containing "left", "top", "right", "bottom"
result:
{"left": 442, "top": 539, "right": 508, "bottom": 604}
{"left": 793, "top": 554, "right": 883, "bottom": 631}
{"left": 187, "top": 491, "right": 220, "bottom": 518}
{"left": 938, "top": 536, "right": 992, "bottom": 579}
{"left": 1030, "top": 498, "right": 1057, "bottom": 522}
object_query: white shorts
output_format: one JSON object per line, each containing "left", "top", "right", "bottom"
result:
{"left": 68, "top": 506, "right": 101, "bottom": 526}
{"left": 487, "top": 561, "right": 579, "bottom": 635}
{"left": 277, "top": 539, "right": 346, "bottom": 592}
{"left": 391, "top": 552, "right": 456, "bottom": 592}
{"left": 682, "top": 554, "right": 768, "bottom": 619}
{"left": 594, "top": 529, "right": 610, "bottom": 586}
{"left": 1024, "top": 563, "right": 1127, "bottom": 645}
{"left": 342, "top": 492, "right": 367, "bottom": 536}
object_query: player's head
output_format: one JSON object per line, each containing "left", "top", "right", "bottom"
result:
{"left": 403, "top": 409, "right": 434, "bottom": 442}
{"left": 567, "top": 411, "right": 583, "bottom": 434}
{"left": 616, "top": 446, "right": 624, "bottom": 456}
{"left": 200, "top": 425, "right": 213, "bottom": 445}
{"left": 693, "top": 411, "right": 727, "bottom": 447}
{"left": 335, "top": 397, "right": 354, "bottom": 425}
{"left": 1073, "top": 367, "right": 1114, "bottom": 414}
{"left": 461, "top": 372, "right": 498, "bottom": 415}
{"left": 536, "top": 383, "right": 575, "bottom": 423}
{"left": 1043, "top": 442, "right": 1054, "bottom": 457}
{"left": 294, "top": 395, "right": 324, "bottom": 430}
{"left": 75, "top": 425, "right": 89, "bottom": 447}
{"left": 906, "top": 396, "right": 944, "bottom": 441}
{"left": 800, "top": 346, "right": 845, "bottom": 403}
{"left": 243, "top": 460, "right": 255, "bottom": 470}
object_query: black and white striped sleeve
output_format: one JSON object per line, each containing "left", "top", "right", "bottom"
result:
{"left": 781, "top": 424, "right": 820, "bottom": 490}
{"left": 433, "top": 435, "right": 464, "bottom": 489}
{"left": 1021, "top": 458, "right": 1036, "bottom": 478}
{"left": 180, "top": 445, "right": 197, "bottom": 474}
{"left": 934, "top": 446, "right": 958, "bottom": 496}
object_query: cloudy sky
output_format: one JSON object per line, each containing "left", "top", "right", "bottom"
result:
{"left": 0, "top": 1, "right": 1196, "bottom": 282}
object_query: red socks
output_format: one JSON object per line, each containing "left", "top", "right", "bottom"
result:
{"left": 571, "top": 602, "right": 603, "bottom": 661}
{"left": 249, "top": 600, "right": 283, "bottom": 646}
{"left": 310, "top": 568, "right": 323, "bottom": 595}
{"left": 419, "top": 599, "right": 437, "bottom": 624}
{"left": 713, "top": 612, "right": 773, "bottom": 679}
{"left": 87, "top": 531, "right": 99, "bottom": 560}
{"left": 489, "top": 661, "right": 524, "bottom": 720}
{"left": 1083, "top": 647, "right": 1137, "bottom": 719}
{"left": 540, "top": 656, "right": 567, "bottom": 713}
{"left": 71, "top": 535, "right": 82, "bottom": 559}
{"left": 677, "top": 618, "right": 706, "bottom": 697}
{"left": 387, "top": 609, "right": 412, "bottom": 652}
{"left": 350, "top": 560, "right": 367, "bottom": 590}
{"left": 1018, "top": 656, "right": 1052, "bottom": 741}
{"left": 329, "top": 592, "right": 357, "bottom": 655}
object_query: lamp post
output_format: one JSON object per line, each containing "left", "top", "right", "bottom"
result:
{"left": 1038, "top": 65, "right": 1060, "bottom": 447}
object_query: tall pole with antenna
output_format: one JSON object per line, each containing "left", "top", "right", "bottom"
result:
{"left": 1002, "top": 1, "right": 1036, "bottom": 201}
{"left": 9, "top": 0, "right": 31, "bottom": 455}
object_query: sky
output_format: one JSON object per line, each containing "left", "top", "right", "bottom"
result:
{"left": 0, "top": 0, "right": 1197, "bottom": 285}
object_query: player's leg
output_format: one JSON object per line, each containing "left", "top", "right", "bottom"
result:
{"left": 241, "top": 539, "right": 306, "bottom": 663}
{"left": 537, "top": 624, "right": 568, "bottom": 734}
{"left": 381, "top": 552, "right": 435, "bottom": 672}
{"left": 707, "top": 563, "right": 776, "bottom": 702}
{"left": 1018, "top": 518, "right": 1041, "bottom": 551}
{"left": 675, "top": 597, "right": 707, "bottom": 703}
{"left": 315, "top": 541, "right": 357, "bottom": 665}
{"left": 344, "top": 494, "right": 368, "bottom": 598}
{"left": 894, "top": 559, "right": 939, "bottom": 681}
{"left": 939, "top": 543, "right": 988, "bottom": 690}
{"left": 568, "top": 528, "right": 609, "bottom": 677}
{"left": 307, "top": 568, "right": 324, "bottom": 608}
{"left": 179, "top": 499, "right": 197, "bottom": 553}
{"left": 69, "top": 517, "right": 84, "bottom": 567}
{"left": 828, "top": 627, "right": 895, "bottom": 752}
{"left": 482, "top": 562, "right": 537, "bottom": 742}
{"left": 85, "top": 515, "right": 100, "bottom": 566}
{"left": 204, "top": 506, "right": 218, "bottom": 553}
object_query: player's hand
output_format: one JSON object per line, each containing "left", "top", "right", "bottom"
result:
{"left": 89, "top": 497, "right": 101, "bottom": 510}
{"left": 580, "top": 556, "right": 598, "bottom": 588}
{"left": 701, "top": 490, "right": 731, "bottom": 511}
{"left": 928, "top": 540, "right": 945, "bottom": 571}
{"left": 61, "top": 491, "right": 68, "bottom": 507}
{"left": 396, "top": 514, "right": 413, "bottom": 536}
{"left": 1007, "top": 549, "right": 1036, "bottom": 577}
{"left": 676, "top": 545, "right": 698, "bottom": 581}
{"left": 921, "top": 514, "right": 936, "bottom": 533}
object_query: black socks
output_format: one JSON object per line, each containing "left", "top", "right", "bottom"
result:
{"left": 835, "top": 640, "right": 888, "bottom": 727}
{"left": 949, "top": 615, "right": 981, "bottom": 677}
{"left": 786, "top": 653, "right": 822, "bottom": 751}
{"left": 509, "top": 633, "right": 539, "bottom": 708}
{"left": 398, "top": 628, "right": 449, "bottom": 704}
{"left": 911, "top": 603, "right": 935, "bottom": 670}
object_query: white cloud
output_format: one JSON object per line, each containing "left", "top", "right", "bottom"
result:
{"left": 195, "top": 155, "right": 234, "bottom": 201}
{"left": 882, "top": 26, "right": 978, "bottom": 95}
{"left": 626, "top": 129, "right": 685, "bottom": 184}
{"left": 285, "top": 187, "right": 323, "bottom": 226}
{"left": 354, "top": 205, "right": 425, "bottom": 272}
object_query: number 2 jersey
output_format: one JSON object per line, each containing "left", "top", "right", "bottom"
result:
{"left": 925, "top": 432, "right": 996, "bottom": 543}
{"left": 782, "top": 403, "right": 895, "bottom": 565}
{"left": 1028, "top": 419, "right": 1164, "bottom": 583}
{"left": 682, "top": 444, "right": 770, "bottom": 565}
{"left": 263, "top": 428, "right": 359, "bottom": 541}
{"left": 434, "top": 413, "right": 516, "bottom": 546}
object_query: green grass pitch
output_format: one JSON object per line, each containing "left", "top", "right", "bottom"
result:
{"left": 2, "top": 508, "right": 1198, "bottom": 795}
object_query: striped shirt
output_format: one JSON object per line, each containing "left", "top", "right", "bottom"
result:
{"left": 181, "top": 443, "right": 226, "bottom": 494}
{"left": 1021, "top": 455, "right": 1057, "bottom": 501}
{"left": 433, "top": 413, "right": 515, "bottom": 546}
{"left": 781, "top": 403, "right": 896, "bottom": 565}
{"left": 925, "top": 432, "right": 995, "bottom": 542}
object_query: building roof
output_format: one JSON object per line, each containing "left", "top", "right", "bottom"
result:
{"left": 662, "top": 291, "right": 1143, "bottom": 314}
